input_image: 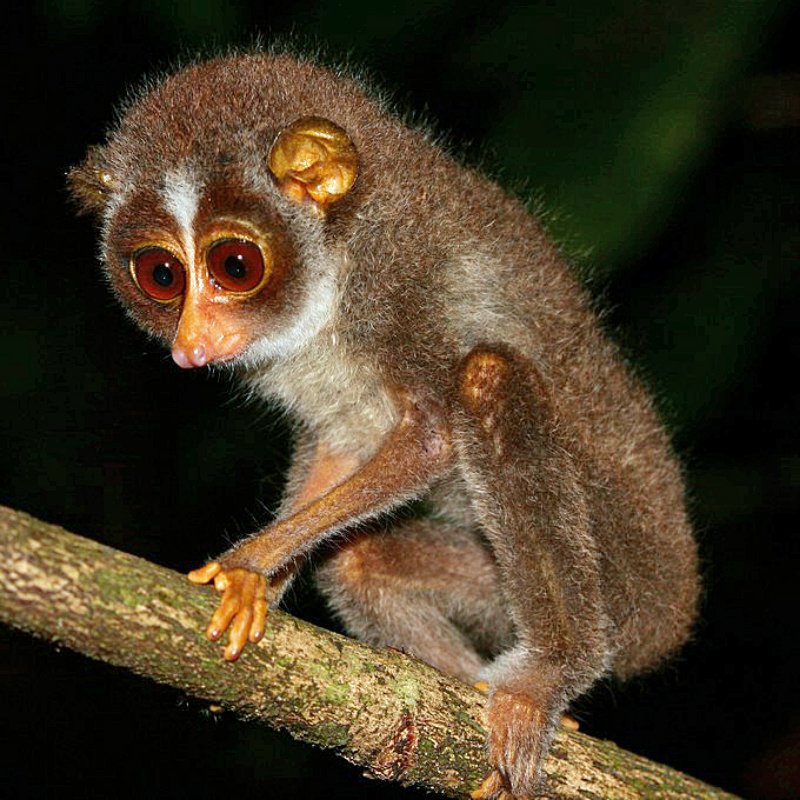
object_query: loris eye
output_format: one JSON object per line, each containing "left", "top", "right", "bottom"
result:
{"left": 131, "top": 247, "right": 185, "bottom": 302}
{"left": 206, "top": 239, "right": 267, "bottom": 294}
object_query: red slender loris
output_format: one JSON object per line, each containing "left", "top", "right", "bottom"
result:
{"left": 69, "top": 52, "right": 699, "bottom": 799}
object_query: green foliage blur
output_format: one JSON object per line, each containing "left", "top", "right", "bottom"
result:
{"left": 1, "top": 2, "right": 797, "bottom": 799}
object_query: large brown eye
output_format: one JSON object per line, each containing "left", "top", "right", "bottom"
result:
{"left": 132, "top": 247, "right": 185, "bottom": 302}
{"left": 206, "top": 239, "right": 266, "bottom": 293}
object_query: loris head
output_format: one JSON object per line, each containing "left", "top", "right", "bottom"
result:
{"left": 68, "top": 54, "right": 363, "bottom": 369}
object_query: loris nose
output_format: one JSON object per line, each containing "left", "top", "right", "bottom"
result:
{"left": 172, "top": 343, "right": 209, "bottom": 369}
{"left": 172, "top": 299, "right": 248, "bottom": 368}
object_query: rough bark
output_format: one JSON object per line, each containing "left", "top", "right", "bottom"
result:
{"left": 0, "top": 504, "right": 736, "bottom": 799}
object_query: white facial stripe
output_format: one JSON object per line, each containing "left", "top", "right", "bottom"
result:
{"left": 163, "top": 168, "right": 201, "bottom": 265}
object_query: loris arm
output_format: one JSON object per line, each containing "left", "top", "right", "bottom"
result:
{"left": 189, "top": 390, "right": 452, "bottom": 659}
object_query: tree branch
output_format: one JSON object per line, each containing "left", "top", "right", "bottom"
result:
{"left": 0, "top": 505, "right": 736, "bottom": 799}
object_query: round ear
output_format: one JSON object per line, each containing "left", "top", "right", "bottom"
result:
{"left": 267, "top": 117, "right": 358, "bottom": 209}
{"left": 67, "top": 145, "right": 118, "bottom": 217}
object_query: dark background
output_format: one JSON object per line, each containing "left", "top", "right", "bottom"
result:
{"left": 1, "top": 2, "right": 797, "bottom": 798}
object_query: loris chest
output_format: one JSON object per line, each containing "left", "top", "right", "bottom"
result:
{"left": 247, "top": 331, "right": 399, "bottom": 458}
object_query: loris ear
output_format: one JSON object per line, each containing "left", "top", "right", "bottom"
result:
{"left": 67, "top": 145, "right": 118, "bottom": 217}
{"left": 267, "top": 117, "right": 358, "bottom": 211}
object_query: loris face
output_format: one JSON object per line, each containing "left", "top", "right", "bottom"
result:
{"left": 104, "top": 172, "right": 303, "bottom": 368}
{"left": 69, "top": 54, "right": 360, "bottom": 371}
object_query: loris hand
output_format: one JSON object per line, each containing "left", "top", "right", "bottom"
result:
{"left": 187, "top": 562, "right": 268, "bottom": 661}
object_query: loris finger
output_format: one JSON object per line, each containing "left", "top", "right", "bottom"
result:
{"left": 249, "top": 575, "right": 268, "bottom": 643}
{"left": 187, "top": 561, "right": 222, "bottom": 584}
{"left": 206, "top": 584, "right": 244, "bottom": 641}
{"left": 224, "top": 577, "right": 259, "bottom": 661}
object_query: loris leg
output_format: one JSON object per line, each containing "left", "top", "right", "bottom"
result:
{"left": 456, "top": 345, "right": 610, "bottom": 799}
{"left": 316, "top": 518, "right": 514, "bottom": 683}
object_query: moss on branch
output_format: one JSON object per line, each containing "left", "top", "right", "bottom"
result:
{"left": 0, "top": 505, "right": 737, "bottom": 799}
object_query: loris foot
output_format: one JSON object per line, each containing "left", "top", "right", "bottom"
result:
{"left": 188, "top": 562, "right": 268, "bottom": 661}
{"left": 471, "top": 770, "right": 513, "bottom": 800}
{"left": 472, "top": 687, "right": 559, "bottom": 799}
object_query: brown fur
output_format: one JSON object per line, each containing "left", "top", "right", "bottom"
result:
{"left": 69, "top": 51, "right": 699, "bottom": 798}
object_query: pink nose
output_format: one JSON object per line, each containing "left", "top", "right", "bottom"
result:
{"left": 171, "top": 344, "right": 209, "bottom": 369}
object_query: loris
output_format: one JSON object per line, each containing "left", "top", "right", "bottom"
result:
{"left": 69, "top": 51, "right": 699, "bottom": 799}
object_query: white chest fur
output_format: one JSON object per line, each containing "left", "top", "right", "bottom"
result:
{"left": 246, "top": 328, "right": 399, "bottom": 458}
